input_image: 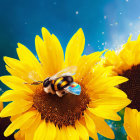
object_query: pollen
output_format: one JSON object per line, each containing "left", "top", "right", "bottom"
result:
{"left": 33, "top": 86, "right": 90, "bottom": 128}
{"left": 119, "top": 64, "right": 140, "bottom": 111}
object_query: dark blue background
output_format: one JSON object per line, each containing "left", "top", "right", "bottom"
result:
{"left": 0, "top": 0, "right": 140, "bottom": 139}
{"left": 1, "top": 0, "right": 140, "bottom": 75}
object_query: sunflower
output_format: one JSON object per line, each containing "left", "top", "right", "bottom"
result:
{"left": 0, "top": 28, "right": 130, "bottom": 140}
{"left": 103, "top": 35, "right": 140, "bottom": 140}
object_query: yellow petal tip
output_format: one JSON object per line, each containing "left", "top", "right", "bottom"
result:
{"left": 4, "top": 130, "right": 9, "bottom": 137}
{"left": 41, "top": 27, "right": 46, "bottom": 32}
{"left": 0, "top": 108, "right": 9, "bottom": 118}
{"left": 117, "top": 115, "right": 121, "bottom": 121}
{"left": 17, "top": 42, "right": 24, "bottom": 49}
{"left": 128, "top": 35, "right": 132, "bottom": 41}
{"left": 123, "top": 77, "right": 129, "bottom": 82}
{"left": 41, "top": 27, "right": 50, "bottom": 34}
{"left": 3, "top": 56, "right": 8, "bottom": 61}
{"left": 78, "top": 28, "right": 83, "bottom": 32}
{"left": 77, "top": 28, "right": 84, "bottom": 35}
{"left": 0, "top": 76, "right": 4, "bottom": 81}
{"left": 17, "top": 42, "right": 20, "bottom": 47}
{"left": 137, "top": 34, "right": 140, "bottom": 40}
{"left": 35, "top": 35, "right": 41, "bottom": 42}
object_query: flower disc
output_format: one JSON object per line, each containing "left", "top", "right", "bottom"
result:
{"left": 119, "top": 64, "right": 140, "bottom": 111}
{"left": 33, "top": 87, "right": 90, "bottom": 128}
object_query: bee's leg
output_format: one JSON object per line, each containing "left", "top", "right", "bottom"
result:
{"left": 56, "top": 91, "right": 67, "bottom": 97}
{"left": 43, "top": 87, "right": 50, "bottom": 93}
{"left": 24, "top": 81, "right": 42, "bottom": 85}
{"left": 56, "top": 91, "right": 63, "bottom": 97}
{"left": 44, "top": 85, "right": 55, "bottom": 94}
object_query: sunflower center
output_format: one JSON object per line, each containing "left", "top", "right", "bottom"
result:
{"left": 119, "top": 64, "right": 140, "bottom": 111}
{"left": 33, "top": 86, "right": 90, "bottom": 128}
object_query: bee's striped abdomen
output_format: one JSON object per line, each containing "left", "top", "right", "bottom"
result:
{"left": 51, "top": 80, "right": 55, "bottom": 91}
{"left": 54, "top": 77, "right": 63, "bottom": 90}
{"left": 51, "top": 77, "right": 68, "bottom": 91}
{"left": 57, "top": 80, "right": 68, "bottom": 90}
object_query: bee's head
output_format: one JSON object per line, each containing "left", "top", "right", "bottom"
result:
{"left": 64, "top": 76, "right": 73, "bottom": 83}
{"left": 43, "top": 77, "right": 50, "bottom": 87}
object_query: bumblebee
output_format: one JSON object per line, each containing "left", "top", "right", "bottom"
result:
{"left": 43, "top": 76, "right": 74, "bottom": 97}
{"left": 25, "top": 66, "right": 81, "bottom": 97}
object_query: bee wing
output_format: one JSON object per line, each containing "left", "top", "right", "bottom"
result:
{"left": 64, "top": 82, "right": 81, "bottom": 95}
{"left": 49, "top": 66, "right": 77, "bottom": 80}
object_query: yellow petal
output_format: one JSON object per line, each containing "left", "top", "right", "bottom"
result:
{"left": 4, "top": 56, "right": 43, "bottom": 83}
{"left": 4, "top": 110, "right": 37, "bottom": 137}
{"left": 24, "top": 113, "right": 41, "bottom": 140}
{"left": 34, "top": 120, "right": 56, "bottom": 140}
{"left": 41, "top": 27, "right": 51, "bottom": 43}
{"left": 75, "top": 120, "right": 89, "bottom": 140}
{"left": 89, "top": 97, "right": 131, "bottom": 111}
{"left": 84, "top": 112, "right": 98, "bottom": 140}
{"left": 89, "top": 87, "right": 128, "bottom": 101}
{"left": 0, "top": 90, "right": 32, "bottom": 102}
{"left": 51, "top": 34, "right": 64, "bottom": 70}
{"left": 21, "top": 112, "right": 40, "bottom": 131}
{"left": 35, "top": 35, "right": 49, "bottom": 77}
{"left": 4, "top": 56, "right": 26, "bottom": 74}
{"left": 124, "top": 108, "right": 139, "bottom": 140}
{"left": 87, "top": 65, "right": 113, "bottom": 84}
{"left": 75, "top": 51, "right": 105, "bottom": 84}
{"left": 100, "top": 87, "right": 127, "bottom": 97}
{"left": 65, "top": 126, "right": 79, "bottom": 140}
{"left": 40, "top": 27, "right": 64, "bottom": 76}
{"left": 55, "top": 126, "right": 68, "bottom": 140}
{"left": 65, "top": 28, "right": 85, "bottom": 67}
{"left": 92, "top": 76, "right": 128, "bottom": 90}
{"left": 88, "top": 107, "right": 121, "bottom": 121}
{"left": 17, "top": 43, "right": 45, "bottom": 80}
{"left": 104, "top": 50, "right": 124, "bottom": 75}
{"left": 0, "top": 76, "right": 33, "bottom": 93}
{"left": 34, "top": 121, "right": 47, "bottom": 140}
{"left": 119, "top": 40, "right": 136, "bottom": 67}
{"left": 5, "top": 65, "right": 21, "bottom": 78}
{"left": 0, "top": 100, "right": 33, "bottom": 117}
{"left": 137, "top": 112, "right": 140, "bottom": 140}
{"left": 35, "top": 35, "right": 46, "bottom": 64}
{"left": 87, "top": 110, "right": 115, "bottom": 139}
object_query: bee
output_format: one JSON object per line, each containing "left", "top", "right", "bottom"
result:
{"left": 25, "top": 66, "right": 81, "bottom": 97}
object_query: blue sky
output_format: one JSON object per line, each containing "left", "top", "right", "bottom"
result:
{"left": 0, "top": 0, "right": 140, "bottom": 80}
